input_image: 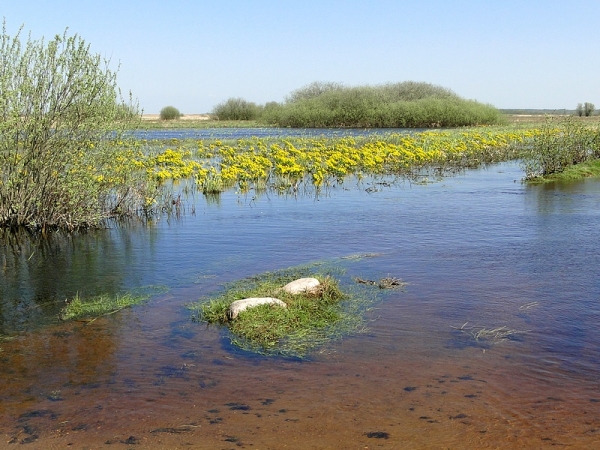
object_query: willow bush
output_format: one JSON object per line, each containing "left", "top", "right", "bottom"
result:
{"left": 159, "top": 105, "right": 181, "bottom": 120}
{"left": 261, "top": 81, "right": 504, "bottom": 128}
{"left": 521, "top": 117, "right": 600, "bottom": 180}
{"left": 211, "top": 97, "right": 262, "bottom": 120}
{"left": 0, "top": 22, "right": 147, "bottom": 231}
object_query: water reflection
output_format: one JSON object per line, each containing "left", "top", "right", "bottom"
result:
{"left": 0, "top": 225, "right": 153, "bottom": 334}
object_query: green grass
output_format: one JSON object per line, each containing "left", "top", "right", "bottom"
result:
{"left": 526, "top": 158, "right": 600, "bottom": 183}
{"left": 190, "top": 264, "right": 384, "bottom": 357}
{"left": 59, "top": 292, "right": 151, "bottom": 321}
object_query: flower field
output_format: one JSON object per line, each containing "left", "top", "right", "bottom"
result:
{"left": 123, "top": 128, "right": 543, "bottom": 197}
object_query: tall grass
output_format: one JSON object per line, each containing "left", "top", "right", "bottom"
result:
{"left": 261, "top": 81, "right": 505, "bottom": 128}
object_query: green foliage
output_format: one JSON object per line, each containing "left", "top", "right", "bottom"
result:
{"left": 211, "top": 97, "right": 262, "bottom": 121}
{"left": 190, "top": 265, "right": 377, "bottom": 357}
{"left": 521, "top": 117, "right": 600, "bottom": 180}
{"left": 286, "top": 81, "right": 346, "bottom": 102}
{"left": 262, "top": 81, "right": 504, "bottom": 128}
{"left": 575, "top": 103, "right": 595, "bottom": 117}
{"left": 526, "top": 159, "right": 600, "bottom": 184}
{"left": 0, "top": 22, "right": 144, "bottom": 231}
{"left": 159, "top": 105, "right": 181, "bottom": 120}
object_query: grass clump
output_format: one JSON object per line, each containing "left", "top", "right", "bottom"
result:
{"left": 160, "top": 106, "right": 181, "bottom": 120}
{"left": 191, "top": 265, "right": 377, "bottom": 357}
{"left": 59, "top": 292, "right": 150, "bottom": 321}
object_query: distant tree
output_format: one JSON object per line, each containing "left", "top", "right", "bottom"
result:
{"left": 584, "top": 102, "right": 595, "bottom": 117}
{"left": 576, "top": 103, "right": 584, "bottom": 117}
{"left": 211, "top": 97, "right": 261, "bottom": 120}
{"left": 160, "top": 106, "right": 181, "bottom": 120}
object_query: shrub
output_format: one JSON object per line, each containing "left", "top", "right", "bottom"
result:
{"left": 584, "top": 102, "right": 595, "bottom": 117}
{"left": 0, "top": 22, "right": 144, "bottom": 231}
{"left": 159, "top": 105, "right": 181, "bottom": 120}
{"left": 262, "top": 81, "right": 503, "bottom": 128}
{"left": 521, "top": 116, "right": 600, "bottom": 180}
{"left": 286, "top": 81, "right": 345, "bottom": 103}
{"left": 211, "top": 97, "right": 262, "bottom": 121}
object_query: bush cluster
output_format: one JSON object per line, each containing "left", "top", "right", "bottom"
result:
{"left": 260, "top": 81, "right": 504, "bottom": 128}
{"left": 521, "top": 117, "right": 600, "bottom": 179}
{"left": 0, "top": 23, "right": 144, "bottom": 231}
{"left": 160, "top": 106, "right": 181, "bottom": 120}
{"left": 211, "top": 97, "right": 262, "bottom": 121}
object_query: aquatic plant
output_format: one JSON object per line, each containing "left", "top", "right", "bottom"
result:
{"left": 452, "top": 322, "right": 527, "bottom": 346}
{"left": 190, "top": 265, "right": 380, "bottom": 357}
{"left": 191, "top": 128, "right": 542, "bottom": 192}
{"left": 59, "top": 292, "right": 150, "bottom": 321}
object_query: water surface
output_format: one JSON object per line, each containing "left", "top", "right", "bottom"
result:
{"left": 1, "top": 161, "right": 599, "bottom": 448}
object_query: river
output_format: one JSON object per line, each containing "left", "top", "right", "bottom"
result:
{"left": 1, "top": 151, "right": 599, "bottom": 448}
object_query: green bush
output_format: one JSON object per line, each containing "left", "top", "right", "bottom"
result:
{"left": 211, "top": 97, "right": 262, "bottom": 121}
{"left": 159, "top": 105, "right": 181, "bottom": 120}
{"left": 0, "top": 22, "right": 146, "bottom": 231}
{"left": 521, "top": 117, "right": 600, "bottom": 180}
{"left": 261, "top": 81, "right": 504, "bottom": 128}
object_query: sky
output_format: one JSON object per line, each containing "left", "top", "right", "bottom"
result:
{"left": 3, "top": 0, "right": 599, "bottom": 114}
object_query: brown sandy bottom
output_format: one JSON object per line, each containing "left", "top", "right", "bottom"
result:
{"left": 1, "top": 290, "right": 599, "bottom": 449}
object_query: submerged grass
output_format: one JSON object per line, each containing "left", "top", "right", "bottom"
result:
{"left": 190, "top": 264, "right": 383, "bottom": 357}
{"left": 59, "top": 292, "right": 151, "bottom": 321}
{"left": 452, "top": 322, "right": 527, "bottom": 347}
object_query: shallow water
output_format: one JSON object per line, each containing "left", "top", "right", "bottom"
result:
{"left": 1, "top": 161, "right": 600, "bottom": 448}
{"left": 132, "top": 127, "right": 415, "bottom": 140}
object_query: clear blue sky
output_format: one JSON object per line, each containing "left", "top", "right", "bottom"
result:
{"left": 3, "top": 0, "right": 599, "bottom": 113}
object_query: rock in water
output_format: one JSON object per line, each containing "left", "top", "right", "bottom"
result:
{"left": 228, "top": 297, "right": 287, "bottom": 320}
{"left": 281, "top": 277, "right": 321, "bottom": 294}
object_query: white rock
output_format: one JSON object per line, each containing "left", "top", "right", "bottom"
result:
{"left": 281, "top": 277, "right": 321, "bottom": 295}
{"left": 228, "top": 297, "right": 287, "bottom": 320}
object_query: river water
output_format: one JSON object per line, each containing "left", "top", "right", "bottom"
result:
{"left": 1, "top": 154, "right": 600, "bottom": 448}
